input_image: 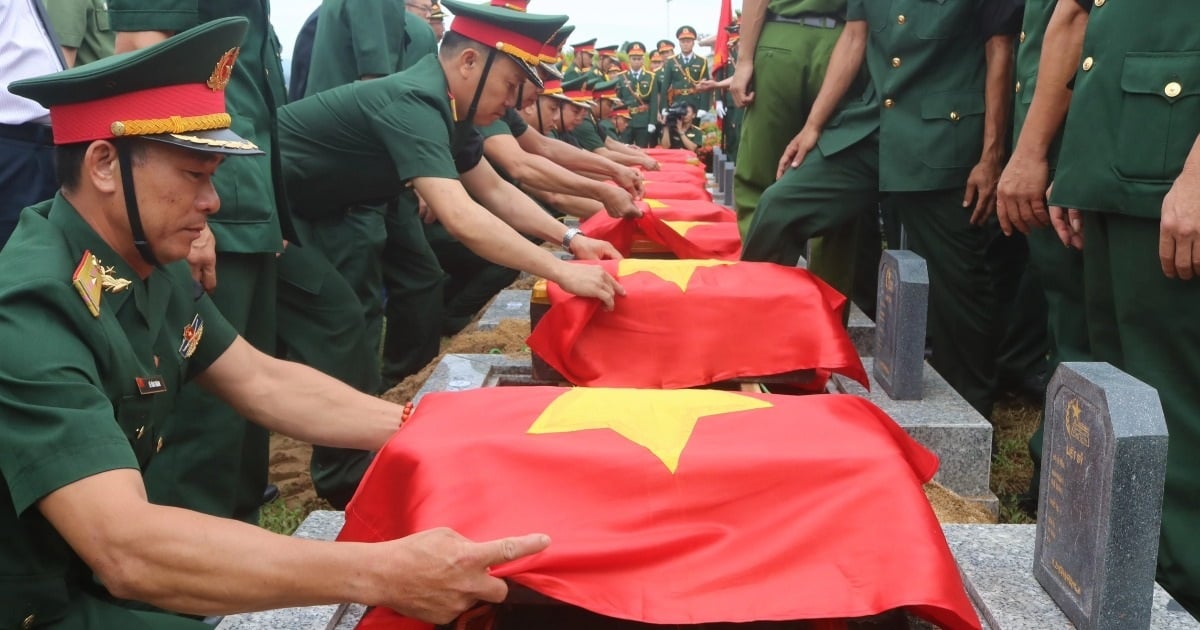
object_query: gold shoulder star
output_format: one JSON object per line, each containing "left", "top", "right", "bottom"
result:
{"left": 528, "top": 388, "right": 772, "bottom": 473}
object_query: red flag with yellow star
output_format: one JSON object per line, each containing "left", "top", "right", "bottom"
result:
{"left": 582, "top": 210, "right": 742, "bottom": 260}
{"left": 636, "top": 198, "right": 735, "bottom": 223}
{"left": 644, "top": 148, "right": 702, "bottom": 164}
{"left": 640, "top": 180, "right": 711, "bottom": 201}
{"left": 340, "top": 387, "right": 981, "bottom": 630}
{"left": 642, "top": 167, "right": 708, "bottom": 187}
{"left": 526, "top": 259, "right": 866, "bottom": 389}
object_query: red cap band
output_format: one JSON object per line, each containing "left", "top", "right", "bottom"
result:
{"left": 48, "top": 83, "right": 226, "bottom": 145}
{"left": 451, "top": 14, "right": 544, "bottom": 64}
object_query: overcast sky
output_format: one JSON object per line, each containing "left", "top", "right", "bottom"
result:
{"left": 271, "top": 0, "right": 739, "bottom": 62}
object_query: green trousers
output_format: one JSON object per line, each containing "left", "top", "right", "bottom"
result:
{"left": 733, "top": 20, "right": 842, "bottom": 238}
{"left": 722, "top": 105, "right": 743, "bottom": 162}
{"left": 424, "top": 222, "right": 522, "bottom": 336}
{"left": 629, "top": 123, "right": 653, "bottom": 149}
{"left": 143, "top": 253, "right": 275, "bottom": 523}
{"left": 295, "top": 204, "right": 387, "bottom": 362}
{"left": 1080, "top": 212, "right": 1199, "bottom": 614}
{"left": 992, "top": 233, "right": 1049, "bottom": 390}
{"left": 1025, "top": 223, "right": 1090, "bottom": 498}
{"left": 276, "top": 243, "right": 377, "bottom": 509}
{"left": 742, "top": 130, "right": 1001, "bottom": 416}
{"left": 380, "top": 196, "right": 446, "bottom": 391}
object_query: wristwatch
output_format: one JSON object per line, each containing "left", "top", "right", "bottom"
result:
{"left": 561, "top": 227, "right": 584, "bottom": 251}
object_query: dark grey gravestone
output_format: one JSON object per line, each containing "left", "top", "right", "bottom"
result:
{"left": 1034, "top": 363, "right": 1169, "bottom": 630}
{"left": 872, "top": 250, "right": 928, "bottom": 400}
{"left": 721, "top": 162, "right": 735, "bottom": 207}
{"left": 713, "top": 149, "right": 725, "bottom": 191}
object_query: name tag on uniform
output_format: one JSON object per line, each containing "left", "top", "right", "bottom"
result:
{"left": 135, "top": 375, "right": 168, "bottom": 395}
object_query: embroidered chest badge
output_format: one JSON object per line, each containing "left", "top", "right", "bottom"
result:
{"left": 179, "top": 314, "right": 204, "bottom": 359}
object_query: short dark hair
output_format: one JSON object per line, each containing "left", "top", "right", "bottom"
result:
{"left": 438, "top": 31, "right": 487, "bottom": 59}
{"left": 56, "top": 140, "right": 146, "bottom": 192}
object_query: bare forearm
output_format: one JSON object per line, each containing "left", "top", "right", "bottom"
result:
{"left": 597, "top": 147, "right": 642, "bottom": 167}
{"left": 523, "top": 186, "right": 604, "bottom": 219}
{"left": 474, "top": 179, "right": 570, "bottom": 243}
{"left": 1013, "top": 0, "right": 1090, "bottom": 158}
{"left": 507, "top": 151, "right": 613, "bottom": 201}
{"left": 197, "top": 341, "right": 400, "bottom": 451}
{"left": 522, "top": 130, "right": 623, "bottom": 179}
{"left": 802, "top": 22, "right": 867, "bottom": 133}
{"left": 981, "top": 34, "right": 1016, "bottom": 163}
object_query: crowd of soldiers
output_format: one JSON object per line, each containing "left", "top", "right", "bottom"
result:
{"left": 0, "top": 0, "right": 1199, "bottom": 627}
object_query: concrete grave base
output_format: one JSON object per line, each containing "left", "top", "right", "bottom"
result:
{"left": 944, "top": 525, "right": 1199, "bottom": 630}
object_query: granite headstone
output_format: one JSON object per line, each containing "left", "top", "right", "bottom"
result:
{"left": 1034, "top": 362, "right": 1169, "bottom": 630}
{"left": 713, "top": 148, "right": 725, "bottom": 191}
{"left": 722, "top": 162, "right": 735, "bottom": 207}
{"left": 872, "top": 250, "right": 928, "bottom": 400}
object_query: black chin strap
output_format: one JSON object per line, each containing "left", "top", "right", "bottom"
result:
{"left": 536, "top": 97, "right": 545, "bottom": 134}
{"left": 117, "top": 141, "right": 159, "bottom": 266}
{"left": 456, "top": 49, "right": 499, "bottom": 150}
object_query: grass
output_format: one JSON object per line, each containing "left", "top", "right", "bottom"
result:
{"left": 989, "top": 397, "right": 1044, "bottom": 524}
{"left": 259, "top": 498, "right": 309, "bottom": 535}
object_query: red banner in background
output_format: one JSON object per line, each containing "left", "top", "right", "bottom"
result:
{"left": 343, "top": 387, "right": 980, "bottom": 630}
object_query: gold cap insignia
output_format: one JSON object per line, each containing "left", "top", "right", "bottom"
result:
{"left": 207, "top": 47, "right": 240, "bottom": 92}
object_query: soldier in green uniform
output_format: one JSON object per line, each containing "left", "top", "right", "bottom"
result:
{"left": 280, "top": 2, "right": 624, "bottom": 388}
{"left": 573, "top": 78, "right": 659, "bottom": 169}
{"left": 604, "top": 105, "right": 633, "bottom": 144}
{"left": 649, "top": 48, "right": 665, "bottom": 73}
{"left": 429, "top": 2, "right": 445, "bottom": 40}
{"left": 615, "top": 41, "right": 658, "bottom": 148}
{"left": 0, "top": 20, "right": 553, "bottom": 629}
{"left": 700, "top": 23, "right": 743, "bottom": 161}
{"left": 741, "top": 0, "right": 1021, "bottom": 417}
{"left": 658, "top": 26, "right": 711, "bottom": 115}
{"left": 995, "top": 0, "right": 1093, "bottom": 510}
{"left": 44, "top": 0, "right": 114, "bottom": 67}
{"left": 658, "top": 102, "right": 704, "bottom": 153}
{"left": 108, "top": 0, "right": 290, "bottom": 523}
{"left": 595, "top": 44, "right": 620, "bottom": 79}
{"left": 562, "top": 37, "right": 598, "bottom": 83}
{"left": 1049, "top": 0, "right": 1200, "bottom": 613}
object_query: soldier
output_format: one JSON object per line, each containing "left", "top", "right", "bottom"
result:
{"left": 740, "top": 0, "right": 1021, "bottom": 417}
{"left": 44, "top": 0, "right": 115, "bottom": 67}
{"left": 700, "top": 22, "right": 743, "bottom": 160}
{"left": 279, "top": 1, "right": 626, "bottom": 392}
{"left": 658, "top": 102, "right": 704, "bottom": 153}
{"left": 575, "top": 77, "right": 658, "bottom": 169}
{"left": 616, "top": 41, "right": 658, "bottom": 148}
{"left": 562, "top": 37, "right": 597, "bottom": 82}
{"left": 648, "top": 49, "right": 665, "bottom": 73}
{"left": 658, "top": 26, "right": 711, "bottom": 115}
{"left": 1049, "top": 0, "right": 1200, "bottom": 612}
{"left": 609, "top": 105, "right": 634, "bottom": 144}
{"left": 430, "top": 2, "right": 445, "bottom": 41}
{"left": 0, "top": 19, "right": 550, "bottom": 628}
{"left": 596, "top": 44, "right": 621, "bottom": 79}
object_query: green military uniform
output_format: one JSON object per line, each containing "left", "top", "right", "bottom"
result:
{"left": 713, "top": 27, "right": 742, "bottom": 161}
{"left": 0, "top": 19, "right": 258, "bottom": 627}
{"left": 615, "top": 42, "right": 657, "bottom": 147}
{"left": 1013, "top": 0, "right": 1090, "bottom": 503}
{"left": 574, "top": 113, "right": 608, "bottom": 151}
{"left": 44, "top": 0, "right": 114, "bottom": 66}
{"left": 742, "top": 0, "right": 1020, "bottom": 417}
{"left": 658, "top": 26, "right": 711, "bottom": 113}
{"left": 1050, "top": 0, "right": 1200, "bottom": 613}
{"left": 562, "top": 38, "right": 602, "bottom": 83}
{"left": 664, "top": 123, "right": 704, "bottom": 151}
{"left": 108, "top": 0, "right": 288, "bottom": 523}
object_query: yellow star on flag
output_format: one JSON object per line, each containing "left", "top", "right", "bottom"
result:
{"left": 663, "top": 220, "right": 707, "bottom": 237}
{"left": 528, "top": 388, "right": 772, "bottom": 473}
{"left": 645, "top": 198, "right": 667, "bottom": 209}
{"left": 617, "top": 259, "right": 733, "bottom": 292}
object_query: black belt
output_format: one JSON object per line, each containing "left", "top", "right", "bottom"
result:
{"left": 0, "top": 122, "right": 54, "bottom": 144}
{"left": 765, "top": 12, "right": 843, "bottom": 28}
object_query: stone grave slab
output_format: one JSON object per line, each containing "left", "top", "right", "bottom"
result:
{"left": 1035, "top": 363, "right": 1169, "bottom": 630}
{"left": 476, "top": 289, "right": 531, "bottom": 331}
{"left": 873, "top": 250, "right": 929, "bottom": 400}
{"left": 945, "top": 524, "right": 1198, "bottom": 630}
{"left": 834, "top": 358, "right": 997, "bottom": 514}
{"left": 722, "top": 162, "right": 735, "bottom": 207}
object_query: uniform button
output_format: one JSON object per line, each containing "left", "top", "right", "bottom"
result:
{"left": 1082, "top": 56, "right": 1094, "bottom": 71}
{"left": 22, "top": 614, "right": 35, "bottom": 629}
{"left": 1020, "top": 31, "right": 1026, "bottom": 43}
{"left": 156, "top": 437, "right": 164, "bottom": 453}
{"left": 1165, "top": 81, "right": 1183, "bottom": 98}
{"left": 897, "top": 14, "right": 906, "bottom": 24}
{"left": 949, "top": 111, "right": 960, "bottom": 121}
{"left": 883, "top": 98, "right": 895, "bottom": 109}
{"left": 891, "top": 57, "right": 901, "bottom": 68}
{"left": 1094, "top": 0, "right": 1105, "bottom": 6}
{"left": 136, "top": 426, "right": 145, "bottom": 439}
{"left": 1015, "top": 81, "right": 1022, "bottom": 93}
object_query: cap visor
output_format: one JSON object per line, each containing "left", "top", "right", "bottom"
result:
{"left": 539, "top": 62, "right": 564, "bottom": 80}
{"left": 143, "top": 128, "right": 263, "bottom": 156}
{"left": 546, "top": 93, "right": 575, "bottom": 104}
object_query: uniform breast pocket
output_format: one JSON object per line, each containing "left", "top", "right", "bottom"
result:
{"left": 862, "top": 0, "right": 894, "bottom": 32}
{"left": 919, "top": 90, "right": 985, "bottom": 169}
{"left": 95, "top": 8, "right": 111, "bottom": 33}
{"left": 116, "top": 394, "right": 156, "bottom": 467}
{"left": 1115, "top": 52, "right": 1200, "bottom": 182}
{"left": 913, "top": 0, "right": 972, "bottom": 40}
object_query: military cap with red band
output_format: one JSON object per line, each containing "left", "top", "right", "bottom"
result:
{"left": 571, "top": 38, "right": 597, "bottom": 54}
{"left": 8, "top": 16, "right": 261, "bottom": 155}
{"left": 443, "top": 0, "right": 567, "bottom": 89}
{"left": 625, "top": 41, "right": 647, "bottom": 56}
{"left": 676, "top": 25, "right": 698, "bottom": 39}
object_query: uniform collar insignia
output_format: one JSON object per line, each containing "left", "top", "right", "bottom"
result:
{"left": 71, "top": 251, "right": 132, "bottom": 318}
